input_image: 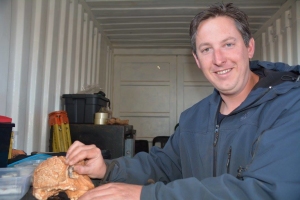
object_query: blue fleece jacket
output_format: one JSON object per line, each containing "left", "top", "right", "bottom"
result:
{"left": 107, "top": 61, "right": 300, "bottom": 199}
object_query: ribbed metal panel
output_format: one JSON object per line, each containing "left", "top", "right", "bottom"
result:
{"left": 254, "top": 0, "right": 300, "bottom": 65}
{"left": 4, "top": 0, "right": 111, "bottom": 153}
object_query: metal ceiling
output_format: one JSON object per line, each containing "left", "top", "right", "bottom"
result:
{"left": 84, "top": 0, "right": 289, "bottom": 49}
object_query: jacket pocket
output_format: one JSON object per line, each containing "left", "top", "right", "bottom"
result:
{"left": 226, "top": 146, "right": 232, "bottom": 173}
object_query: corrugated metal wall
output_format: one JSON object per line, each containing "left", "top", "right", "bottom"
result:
{"left": 253, "top": 0, "right": 300, "bottom": 65}
{"left": 2, "top": 0, "right": 112, "bottom": 153}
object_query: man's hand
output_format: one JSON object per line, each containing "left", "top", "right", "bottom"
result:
{"left": 78, "top": 183, "right": 142, "bottom": 200}
{"left": 65, "top": 141, "right": 107, "bottom": 179}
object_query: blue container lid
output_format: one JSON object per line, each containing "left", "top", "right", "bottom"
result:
{"left": 7, "top": 154, "right": 52, "bottom": 167}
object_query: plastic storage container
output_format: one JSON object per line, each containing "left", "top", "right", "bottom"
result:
{"left": 0, "top": 168, "right": 32, "bottom": 200}
{"left": 14, "top": 160, "right": 44, "bottom": 176}
{"left": 0, "top": 122, "right": 15, "bottom": 168}
{"left": 62, "top": 94, "right": 110, "bottom": 124}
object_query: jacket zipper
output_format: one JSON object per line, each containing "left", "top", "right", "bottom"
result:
{"left": 226, "top": 146, "right": 232, "bottom": 173}
{"left": 213, "top": 124, "right": 219, "bottom": 177}
{"left": 212, "top": 86, "right": 272, "bottom": 177}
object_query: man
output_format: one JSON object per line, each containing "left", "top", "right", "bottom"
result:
{"left": 66, "top": 3, "right": 300, "bottom": 199}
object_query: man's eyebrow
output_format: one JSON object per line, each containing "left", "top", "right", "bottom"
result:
{"left": 198, "top": 37, "right": 237, "bottom": 48}
{"left": 198, "top": 42, "right": 210, "bottom": 49}
{"left": 222, "top": 37, "right": 236, "bottom": 43}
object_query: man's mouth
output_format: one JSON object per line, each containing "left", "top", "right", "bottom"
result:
{"left": 216, "top": 69, "right": 231, "bottom": 75}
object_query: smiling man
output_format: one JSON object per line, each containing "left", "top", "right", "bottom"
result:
{"left": 66, "top": 3, "right": 300, "bottom": 200}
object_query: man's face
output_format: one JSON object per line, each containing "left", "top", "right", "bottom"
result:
{"left": 193, "top": 16, "right": 255, "bottom": 96}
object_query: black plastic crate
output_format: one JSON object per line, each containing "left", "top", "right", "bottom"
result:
{"left": 0, "top": 123, "right": 15, "bottom": 167}
{"left": 62, "top": 94, "right": 110, "bottom": 124}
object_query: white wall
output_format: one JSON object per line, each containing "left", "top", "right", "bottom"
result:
{"left": 253, "top": 0, "right": 300, "bottom": 65}
{"left": 0, "top": 0, "right": 11, "bottom": 116}
{"left": 0, "top": 0, "right": 112, "bottom": 153}
{"left": 112, "top": 49, "right": 214, "bottom": 142}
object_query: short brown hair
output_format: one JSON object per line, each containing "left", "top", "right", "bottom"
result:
{"left": 189, "top": 3, "right": 252, "bottom": 55}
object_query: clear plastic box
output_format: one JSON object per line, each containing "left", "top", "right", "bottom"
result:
{"left": 0, "top": 168, "right": 32, "bottom": 200}
{"left": 14, "top": 160, "right": 43, "bottom": 176}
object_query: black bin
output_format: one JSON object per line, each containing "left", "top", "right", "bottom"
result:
{"left": 0, "top": 123, "right": 15, "bottom": 167}
{"left": 62, "top": 94, "right": 110, "bottom": 124}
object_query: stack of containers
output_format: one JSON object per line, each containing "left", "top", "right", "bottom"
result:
{"left": 0, "top": 115, "right": 14, "bottom": 168}
{"left": 0, "top": 116, "right": 32, "bottom": 199}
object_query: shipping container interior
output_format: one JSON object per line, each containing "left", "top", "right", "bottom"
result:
{"left": 1, "top": 0, "right": 300, "bottom": 154}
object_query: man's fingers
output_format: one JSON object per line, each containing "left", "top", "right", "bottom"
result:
{"left": 66, "top": 141, "right": 83, "bottom": 157}
{"left": 79, "top": 184, "right": 118, "bottom": 200}
{"left": 66, "top": 142, "right": 100, "bottom": 165}
{"left": 78, "top": 183, "right": 142, "bottom": 200}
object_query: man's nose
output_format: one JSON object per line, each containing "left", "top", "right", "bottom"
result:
{"left": 213, "top": 49, "right": 226, "bottom": 66}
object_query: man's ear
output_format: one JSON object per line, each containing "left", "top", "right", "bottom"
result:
{"left": 248, "top": 38, "right": 255, "bottom": 59}
{"left": 192, "top": 52, "right": 202, "bottom": 69}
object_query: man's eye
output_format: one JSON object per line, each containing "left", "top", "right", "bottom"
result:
{"left": 201, "top": 48, "right": 210, "bottom": 53}
{"left": 226, "top": 43, "right": 233, "bottom": 47}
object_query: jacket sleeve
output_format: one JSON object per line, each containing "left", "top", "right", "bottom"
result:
{"left": 106, "top": 128, "right": 183, "bottom": 185}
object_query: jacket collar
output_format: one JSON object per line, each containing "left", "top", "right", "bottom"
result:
{"left": 251, "top": 60, "right": 300, "bottom": 89}
{"left": 210, "top": 61, "right": 300, "bottom": 114}
{"left": 251, "top": 60, "right": 300, "bottom": 74}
